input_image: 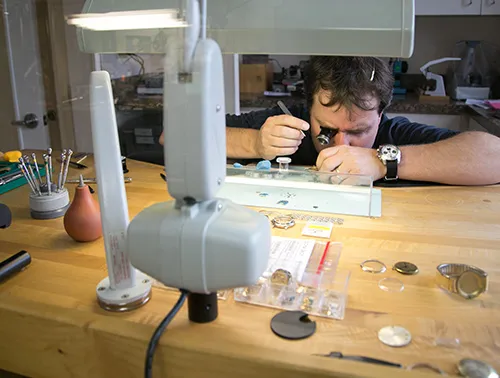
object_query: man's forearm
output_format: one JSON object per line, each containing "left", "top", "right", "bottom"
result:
{"left": 226, "top": 128, "right": 260, "bottom": 159}
{"left": 399, "top": 131, "right": 500, "bottom": 185}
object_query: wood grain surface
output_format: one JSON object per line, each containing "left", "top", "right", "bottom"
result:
{"left": 0, "top": 155, "right": 499, "bottom": 378}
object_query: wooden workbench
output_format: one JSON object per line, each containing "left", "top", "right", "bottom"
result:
{"left": 0, "top": 157, "right": 499, "bottom": 378}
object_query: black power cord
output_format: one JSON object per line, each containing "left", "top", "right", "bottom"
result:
{"left": 145, "top": 289, "right": 189, "bottom": 378}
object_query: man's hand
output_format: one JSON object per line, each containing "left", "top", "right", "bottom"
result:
{"left": 255, "top": 115, "right": 309, "bottom": 160}
{"left": 159, "top": 132, "right": 164, "bottom": 146}
{"left": 316, "top": 145, "right": 387, "bottom": 181}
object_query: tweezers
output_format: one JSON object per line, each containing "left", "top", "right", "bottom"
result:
{"left": 57, "top": 159, "right": 88, "bottom": 169}
{"left": 314, "top": 352, "right": 402, "bottom": 368}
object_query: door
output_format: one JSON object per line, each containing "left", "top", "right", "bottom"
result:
{"left": 415, "top": 0, "right": 482, "bottom": 15}
{"left": 0, "top": 0, "right": 51, "bottom": 151}
{"left": 482, "top": 0, "right": 500, "bottom": 14}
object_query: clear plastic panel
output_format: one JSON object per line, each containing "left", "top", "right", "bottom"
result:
{"left": 219, "top": 165, "right": 380, "bottom": 217}
{"left": 75, "top": 0, "right": 415, "bottom": 58}
{"left": 234, "top": 239, "right": 351, "bottom": 320}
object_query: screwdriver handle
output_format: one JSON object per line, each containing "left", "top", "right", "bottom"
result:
{"left": 0, "top": 250, "right": 31, "bottom": 282}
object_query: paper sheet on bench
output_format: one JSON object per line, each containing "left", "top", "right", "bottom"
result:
{"left": 264, "top": 237, "right": 315, "bottom": 282}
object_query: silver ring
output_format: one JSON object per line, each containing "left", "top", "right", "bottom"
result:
{"left": 271, "top": 215, "right": 295, "bottom": 229}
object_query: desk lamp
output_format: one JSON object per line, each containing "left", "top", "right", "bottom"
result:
{"left": 67, "top": 0, "right": 415, "bottom": 320}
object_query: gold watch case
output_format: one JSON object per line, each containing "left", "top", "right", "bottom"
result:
{"left": 457, "top": 270, "right": 487, "bottom": 299}
{"left": 436, "top": 263, "right": 488, "bottom": 300}
{"left": 270, "top": 268, "right": 293, "bottom": 285}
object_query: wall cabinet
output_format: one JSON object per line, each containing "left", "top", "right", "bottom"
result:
{"left": 481, "top": 0, "right": 500, "bottom": 15}
{"left": 415, "top": 0, "right": 482, "bottom": 16}
{"left": 415, "top": 0, "right": 500, "bottom": 15}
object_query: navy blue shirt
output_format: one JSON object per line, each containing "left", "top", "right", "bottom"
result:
{"left": 226, "top": 105, "right": 459, "bottom": 166}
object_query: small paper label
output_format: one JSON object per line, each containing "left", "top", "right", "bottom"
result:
{"left": 301, "top": 221, "right": 333, "bottom": 238}
{"left": 108, "top": 231, "right": 131, "bottom": 285}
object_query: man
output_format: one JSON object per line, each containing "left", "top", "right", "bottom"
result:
{"left": 161, "top": 56, "right": 500, "bottom": 185}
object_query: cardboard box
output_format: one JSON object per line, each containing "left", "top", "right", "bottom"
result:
{"left": 239, "top": 63, "right": 273, "bottom": 94}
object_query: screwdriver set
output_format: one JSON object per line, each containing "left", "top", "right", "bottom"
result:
{"left": 18, "top": 148, "right": 73, "bottom": 219}
{"left": 0, "top": 161, "right": 47, "bottom": 195}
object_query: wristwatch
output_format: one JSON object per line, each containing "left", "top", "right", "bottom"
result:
{"left": 377, "top": 144, "right": 401, "bottom": 181}
{"left": 436, "top": 263, "right": 488, "bottom": 299}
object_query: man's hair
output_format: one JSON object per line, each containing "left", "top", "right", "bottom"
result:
{"left": 304, "top": 56, "right": 394, "bottom": 116}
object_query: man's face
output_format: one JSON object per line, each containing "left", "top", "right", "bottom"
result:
{"left": 310, "top": 90, "right": 381, "bottom": 152}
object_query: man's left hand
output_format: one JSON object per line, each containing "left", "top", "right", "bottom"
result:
{"left": 316, "top": 145, "right": 387, "bottom": 181}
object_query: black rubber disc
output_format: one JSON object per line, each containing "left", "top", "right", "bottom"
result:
{"left": 270, "top": 310, "right": 316, "bottom": 340}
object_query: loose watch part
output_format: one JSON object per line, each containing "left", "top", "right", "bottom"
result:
{"left": 271, "top": 215, "right": 295, "bottom": 229}
{"left": 259, "top": 210, "right": 277, "bottom": 218}
{"left": 378, "top": 326, "right": 412, "bottom": 348}
{"left": 360, "top": 259, "right": 386, "bottom": 274}
{"left": 436, "top": 263, "right": 488, "bottom": 300}
{"left": 457, "top": 358, "right": 498, "bottom": 378}
{"left": 393, "top": 261, "right": 419, "bottom": 275}
{"left": 270, "top": 268, "right": 293, "bottom": 286}
{"left": 407, "top": 363, "right": 446, "bottom": 375}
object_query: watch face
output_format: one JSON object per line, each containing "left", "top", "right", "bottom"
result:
{"left": 457, "top": 270, "right": 487, "bottom": 299}
{"left": 393, "top": 261, "right": 419, "bottom": 275}
{"left": 380, "top": 145, "right": 400, "bottom": 161}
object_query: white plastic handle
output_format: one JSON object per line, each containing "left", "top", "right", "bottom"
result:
{"left": 419, "top": 57, "right": 461, "bottom": 76}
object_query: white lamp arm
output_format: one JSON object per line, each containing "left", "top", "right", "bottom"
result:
{"left": 419, "top": 57, "right": 461, "bottom": 77}
{"left": 183, "top": 0, "right": 201, "bottom": 72}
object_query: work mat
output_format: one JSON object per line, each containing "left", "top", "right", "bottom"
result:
{"left": 0, "top": 162, "right": 47, "bottom": 195}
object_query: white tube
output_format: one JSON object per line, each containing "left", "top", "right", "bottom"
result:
{"left": 200, "top": 0, "right": 207, "bottom": 39}
{"left": 183, "top": 0, "right": 200, "bottom": 72}
{"left": 89, "top": 71, "right": 134, "bottom": 290}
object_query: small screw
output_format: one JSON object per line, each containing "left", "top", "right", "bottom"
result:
{"left": 97, "top": 286, "right": 106, "bottom": 291}
{"left": 216, "top": 104, "right": 221, "bottom": 112}
{"left": 217, "top": 178, "right": 222, "bottom": 185}
{"left": 217, "top": 203, "right": 223, "bottom": 211}
{"left": 121, "top": 294, "right": 129, "bottom": 299}
{"left": 142, "top": 279, "right": 150, "bottom": 284}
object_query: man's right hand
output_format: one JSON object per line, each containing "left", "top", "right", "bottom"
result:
{"left": 255, "top": 115, "right": 310, "bottom": 160}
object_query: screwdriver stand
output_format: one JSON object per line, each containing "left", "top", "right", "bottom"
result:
{"left": 29, "top": 187, "right": 70, "bottom": 219}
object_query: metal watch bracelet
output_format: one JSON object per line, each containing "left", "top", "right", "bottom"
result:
{"left": 436, "top": 263, "right": 488, "bottom": 299}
